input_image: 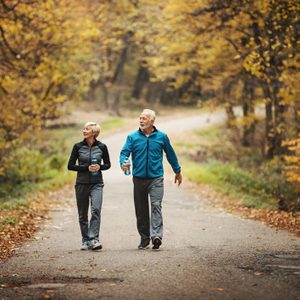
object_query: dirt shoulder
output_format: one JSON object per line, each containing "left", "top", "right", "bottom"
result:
{"left": 183, "top": 180, "right": 300, "bottom": 237}
{"left": 0, "top": 185, "right": 73, "bottom": 262}
{"left": 1, "top": 108, "right": 298, "bottom": 264}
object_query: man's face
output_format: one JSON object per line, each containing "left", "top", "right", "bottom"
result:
{"left": 139, "top": 113, "right": 153, "bottom": 130}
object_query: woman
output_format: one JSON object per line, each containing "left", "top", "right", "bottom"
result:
{"left": 68, "top": 122, "right": 111, "bottom": 250}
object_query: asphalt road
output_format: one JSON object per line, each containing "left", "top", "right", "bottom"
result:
{"left": 0, "top": 111, "right": 299, "bottom": 300}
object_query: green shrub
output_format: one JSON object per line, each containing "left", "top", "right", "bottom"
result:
{"left": 48, "top": 153, "right": 65, "bottom": 170}
{"left": 1, "top": 198, "right": 28, "bottom": 210}
{"left": 177, "top": 124, "right": 299, "bottom": 210}
{"left": 0, "top": 215, "right": 18, "bottom": 226}
{"left": 183, "top": 158, "right": 298, "bottom": 209}
{"left": 5, "top": 147, "right": 49, "bottom": 183}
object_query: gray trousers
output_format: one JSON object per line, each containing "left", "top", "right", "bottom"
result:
{"left": 133, "top": 177, "right": 164, "bottom": 241}
{"left": 75, "top": 183, "right": 103, "bottom": 243}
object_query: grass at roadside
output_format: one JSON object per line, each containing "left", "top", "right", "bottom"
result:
{"left": 183, "top": 160, "right": 276, "bottom": 209}
{"left": 0, "top": 116, "right": 126, "bottom": 214}
{"left": 175, "top": 124, "right": 298, "bottom": 211}
{"left": 0, "top": 115, "right": 127, "bottom": 260}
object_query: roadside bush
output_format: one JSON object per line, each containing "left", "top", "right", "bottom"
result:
{"left": 179, "top": 123, "right": 300, "bottom": 211}
{"left": 5, "top": 147, "right": 49, "bottom": 183}
{"left": 208, "top": 160, "right": 274, "bottom": 201}
{"left": 200, "top": 159, "right": 298, "bottom": 210}
{"left": 48, "top": 154, "right": 66, "bottom": 170}
{"left": 259, "top": 157, "right": 299, "bottom": 210}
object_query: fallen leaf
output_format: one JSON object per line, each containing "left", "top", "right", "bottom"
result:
{"left": 254, "top": 272, "right": 262, "bottom": 276}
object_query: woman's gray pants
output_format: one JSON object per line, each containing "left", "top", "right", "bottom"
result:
{"left": 133, "top": 177, "right": 164, "bottom": 241}
{"left": 75, "top": 183, "right": 103, "bottom": 243}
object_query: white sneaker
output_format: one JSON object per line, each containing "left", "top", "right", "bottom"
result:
{"left": 80, "top": 241, "right": 90, "bottom": 251}
{"left": 89, "top": 240, "right": 102, "bottom": 251}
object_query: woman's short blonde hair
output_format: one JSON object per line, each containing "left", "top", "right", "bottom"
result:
{"left": 84, "top": 122, "right": 101, "bottom": 138}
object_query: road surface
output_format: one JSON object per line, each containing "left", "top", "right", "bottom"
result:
{"left": 0, "top": 110, "right": 299, "bottom": 300}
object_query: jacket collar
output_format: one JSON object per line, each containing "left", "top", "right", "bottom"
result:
{"left": 138, "top": 126, "right": 157, "bottom": 136}
{"left": 83, "top": 139, "right": 98, "bottom": 146}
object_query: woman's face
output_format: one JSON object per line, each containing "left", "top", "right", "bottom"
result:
{"left": 83, "top": 126, "right": 94, "bottom": 139}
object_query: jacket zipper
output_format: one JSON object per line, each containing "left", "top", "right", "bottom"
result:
{"left": 89, "top": 147, "right": 92, "bottom": 183}
{"left": 146, "top": 138, "right": 149, "bottom": 178}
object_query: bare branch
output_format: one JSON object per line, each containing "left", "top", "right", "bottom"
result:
{"left": 0, "top": 26, "right": 18, "bottom": 56}
{"left": 224, "top": 37, "right": 240, "bottom": 53}
{"left": 190, "top": 2, "right": 231, "bottom": 17}
{"left": 42, "top": 81, "right": 55, "bottom": 102}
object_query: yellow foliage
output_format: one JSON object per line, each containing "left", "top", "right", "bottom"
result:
{"left": 283, "top": 137, "right": 300, "bottom": 184}
{"left": 0, "top": 0, "right": 107, "bottom": 175}
{"left": 0, "top": 0, "right": 298, "bottom": 187}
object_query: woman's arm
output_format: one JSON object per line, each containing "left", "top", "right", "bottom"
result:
{"left": 67, "top": 144, "right": 89, "bottom": 172}
{"left": 100, "top": 144, "right": 111, "bottom": 170}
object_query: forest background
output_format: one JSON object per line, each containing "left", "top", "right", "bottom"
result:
{"left": 0, "top": 0, "right": 299, "bottom": 254}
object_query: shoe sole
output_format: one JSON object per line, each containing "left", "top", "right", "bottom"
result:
{"left": 152, "top": 237, "right": 162, "bottom": 250}
{"left": 138, "top": 239, "right": 150, "bottom": 250}
{"left": 138, "top": 245, "right": 149, "bottom": 250}
{"left": 91, "top": 245, "right": 103, "bottom": 251}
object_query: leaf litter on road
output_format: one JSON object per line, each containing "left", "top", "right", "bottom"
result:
{"left": 184, "top": 181, "right": 300, "bottom": 237}
{"left": 0, "top": 185, "right": 72, "bottom": 262}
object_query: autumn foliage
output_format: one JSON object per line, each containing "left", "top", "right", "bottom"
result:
{"left": 0, "top": 0, "right": 299, "bottom": 203}
{"left": 0, "top": 0, "right": 101, "bottom": 180}
{"left": 135, "top": 0, "right": 299, "bottom": 188}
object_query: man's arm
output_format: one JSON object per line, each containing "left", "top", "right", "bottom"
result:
{"left": 163, "top": 134, "right": 182, "bottom": 185}
{"left": 163, "top": 134, "right": 181, "bottom": 173}
{"left": 120, "top": 135, "right": 133, "bottom": 169}
{"left": 100, "top": 144, "right": 111, "bottom": 170}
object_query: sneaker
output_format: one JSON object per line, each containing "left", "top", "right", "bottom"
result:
{"left": 89, "top": 239, "right": 102, "bottom": 251}
{"left": 138, "top": 238, "right": 150, "bottom": 250}
{"left": 152, "top": 237, "right": 162, "bottom": 250}
{"left": 80, "top": 241, "right": 90, "bottom": 251}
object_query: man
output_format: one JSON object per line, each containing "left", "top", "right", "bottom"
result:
{"left": 120, "top": 109, "right": 182, "bottom": 250}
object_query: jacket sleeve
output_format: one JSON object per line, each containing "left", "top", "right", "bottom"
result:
{"left": 120, "top": 135, "right": 132, "bottom": 168}
{"left": 163, "top": 134, "right": 181, "bottom": 174}
{"left": 67, "top": 144, "right": 89, "bottom": 172}
{"left": 100, "top": 144, "right": 111, "bottom": 171}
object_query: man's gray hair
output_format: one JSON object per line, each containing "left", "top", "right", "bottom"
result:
{"left": 142, "top": 109, "right": 156, "bottom": 121}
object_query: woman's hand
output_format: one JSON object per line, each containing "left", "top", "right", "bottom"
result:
{"left": 89, "top": 164, "right": 100, "bottom": 172}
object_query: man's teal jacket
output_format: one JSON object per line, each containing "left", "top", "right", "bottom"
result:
{"left": 120, "top": 127, "right": 181, "bottom": 179}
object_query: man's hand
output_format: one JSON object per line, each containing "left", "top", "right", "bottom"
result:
{"left": 121, "top": 165, "right": 128, "bottom": 172}
{"left": 175, "top": 172, "right": 182, "bottom": 186}
{"left": 121, "top": 162, "right": 131, "bottom": 173}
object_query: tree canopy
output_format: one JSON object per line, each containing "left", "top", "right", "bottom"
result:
{"left": 0, "top": 0, "right": 299, "bottom": 186}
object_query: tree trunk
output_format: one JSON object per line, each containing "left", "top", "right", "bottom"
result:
{"left": 295, "top": 102, "right": 300, "bottom": 134}
{"left": 242, "top": 77, "right": 256, "bottom": 147}
{"left": 220, "top": 74, "right": 242, "bottom": 128}
{"left": 87, "top": 78, "right": 109, "bottom": 109}
{"left": 109, "top": 43, "right": 128, "bottom": 114}
{"left": 262, "top": 78, "right": 286, "bottom": 158}
{"left": 273, "top": 79, "right": 287, "bottom": 155}
{"left": 225, "top": 104, "right": 236, "bottom": 127}
{"left": 262, "top": 82, "right": 275, "bottom": 159}
{"left": 131, "top": 65, "right": 149, "bottom": 99}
